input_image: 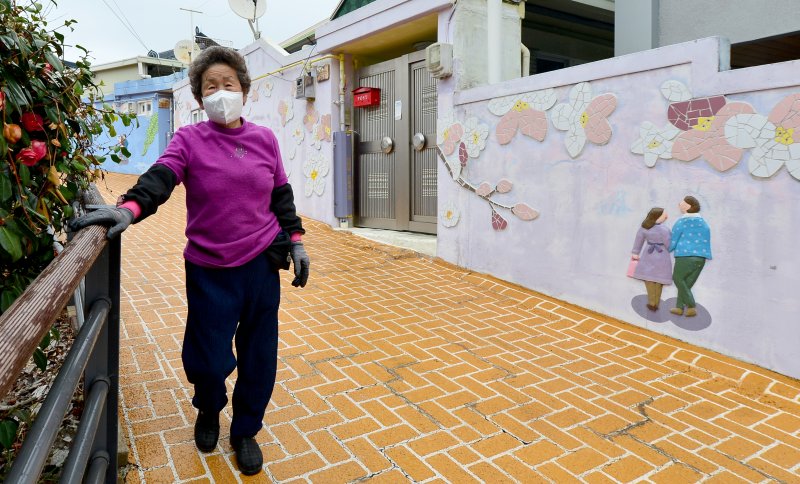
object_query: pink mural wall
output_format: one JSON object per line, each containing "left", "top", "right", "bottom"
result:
{"left": 436, "top": 35, "right": 800, "bottom": 379}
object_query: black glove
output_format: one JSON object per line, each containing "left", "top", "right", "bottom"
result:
{"left": 69, "top": 207, "right": 134, "bottom": 239}
{"left": 289, "top": 241, "right": 309, "bottom": 287}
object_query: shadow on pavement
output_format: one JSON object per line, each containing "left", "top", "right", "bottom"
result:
{"left": 631, "top": 294, "right": 712, "bottom": 331}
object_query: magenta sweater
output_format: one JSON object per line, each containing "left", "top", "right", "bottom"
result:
{"left": 146, "top": 119, "right": 289, "bottom": 268}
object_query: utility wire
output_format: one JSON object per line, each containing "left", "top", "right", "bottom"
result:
{"left": 100, "top": 0, "right": 150, "bottom": 53}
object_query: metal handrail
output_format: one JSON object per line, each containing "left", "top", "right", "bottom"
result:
{"left": 0, "top": 186, "right": 121, "bottom": 483}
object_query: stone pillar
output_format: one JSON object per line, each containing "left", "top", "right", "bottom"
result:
{"left": 452, "top": 0, "right": 523, "bottom": 90}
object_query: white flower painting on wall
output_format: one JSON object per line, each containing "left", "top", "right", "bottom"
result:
{"left": 303, "top": 151, "right": 329, "bottom": 197}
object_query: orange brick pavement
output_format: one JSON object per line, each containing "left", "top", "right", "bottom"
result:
{"left": 97, "top": 173, "right": 800, "bottom": 483}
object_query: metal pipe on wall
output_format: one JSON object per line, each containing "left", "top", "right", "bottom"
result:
{"left": 487, "top": 0, "right": 502, "bottom": 84}
{"left": 520, "top": 42, "right": 530, "bottom": 77}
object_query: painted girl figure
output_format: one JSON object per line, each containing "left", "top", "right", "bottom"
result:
{"left": 631, "top": 207, "right": 672, "bottom": 311}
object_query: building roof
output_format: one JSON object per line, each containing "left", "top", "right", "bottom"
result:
{"left": 331, "top": 0, "right": 379, "bottom": 20}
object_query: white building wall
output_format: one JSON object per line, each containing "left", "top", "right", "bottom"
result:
{"left": 658, "top": 0, "right": 800, "bottom": 46}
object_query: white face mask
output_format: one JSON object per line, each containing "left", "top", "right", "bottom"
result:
{"left": 202, "top": 90, "right": 243, "bottom": 125}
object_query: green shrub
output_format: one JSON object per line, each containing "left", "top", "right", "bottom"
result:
{"left": 1, "top": 0, "right": 135, "bottom": 313}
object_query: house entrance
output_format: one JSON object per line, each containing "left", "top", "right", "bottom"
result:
{"left": 354, "top": 51, "right": 438, "bottom": 234}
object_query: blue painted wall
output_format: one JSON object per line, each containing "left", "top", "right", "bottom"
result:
{"left": 94, "top": 71, "right": 186, "bottom": 175}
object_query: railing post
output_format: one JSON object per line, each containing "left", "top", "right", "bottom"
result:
{"left": 83, "top": 234, "right": 121, "bottom": 483}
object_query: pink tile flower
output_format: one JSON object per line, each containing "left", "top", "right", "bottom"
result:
{"left": 551, "top": 82, "right": 617, "bottom": 158}
{"left": 671, "top": 102, "right": 755, "bottom": 171}
{"left": 488, "top": 89, "right": 556, "bottom": 145}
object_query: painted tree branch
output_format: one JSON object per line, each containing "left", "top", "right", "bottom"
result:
{"left": 435, "top": 146, "right": 539, "bottom": 227}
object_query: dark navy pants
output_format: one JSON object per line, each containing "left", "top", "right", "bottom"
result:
{"left": 182, "top": 252, "right": 280, "bottom": 439}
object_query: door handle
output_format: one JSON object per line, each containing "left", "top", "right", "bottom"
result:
{"left": 381, "top": 136, "right": 394, "bottom": 154}
{"left": 412, "top": 132, "right": 426, "bottom": 151}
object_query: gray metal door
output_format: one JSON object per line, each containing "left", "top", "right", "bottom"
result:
{"left": 409, "top": 56, "right": 438, "bottom": 233}
{"left": 354, "top": 52, "right": 437, "bottom": 234}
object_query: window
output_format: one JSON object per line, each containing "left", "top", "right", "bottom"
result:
{"left": 117, "top": 102, "right": 135, "bottom": 114}
{"left": 191, "top": 109, "right": 206, "bottom": 124}
{"left": 533, "top": 53, "right": 570, "bottom": 75}
{"left": 137, "top": 100, "right": 152, "bottom": 116}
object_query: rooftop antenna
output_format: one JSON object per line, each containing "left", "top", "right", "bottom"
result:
{"left": 229, "top": 0, "right": 266, "bottom": 40}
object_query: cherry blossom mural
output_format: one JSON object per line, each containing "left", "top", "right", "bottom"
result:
{"left": 277, "top": 97, "right": 294, "bottom": 126}
{"left": 487, "top": 89, "right": 557, "bottom": 144}
{"left": 311, "top": 114, "right": 332, "bottom": 149}
{"left": 436, "top": 147, "right": 538, "bottom": 231}
{"left": 724, "top": 93, "right": 800, "bottom": 180}
{"left": 630, "top": 122, "right": 680, "bottom": 167}
{"left": 552, "top": 82, "right": 617, "bottom": 158}
{"left": 303, "top": 104, "right": 318, "bottom": 132}
{"left": 437, "top": 114, "right": 491, "bottom": 180}
{"left": 631, "top": 81, "right": 800, "bottom": 181}
{"left": 439, "top": 200, "right": 460, "bottom": 228}
{"left": 437, "top": 113, "right": 464, "bottom": 157}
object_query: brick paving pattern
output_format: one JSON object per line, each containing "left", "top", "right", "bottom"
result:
{"left": 98, "top": 173, "right": 800, "bottom": 483}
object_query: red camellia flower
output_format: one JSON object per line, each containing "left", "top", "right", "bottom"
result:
{"left": 21, "top": 112, "right": 45, "bottom": 132}
{"left": 43, "top": 63, "right": 53, "bottom": 74}
{"left": 16, "top": 140, "right": 48, "bottom": 166}
{"left": 0, "top": 91, "right": 5, "bottom": 110}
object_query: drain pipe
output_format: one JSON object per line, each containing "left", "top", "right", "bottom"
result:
{"left": 520, "top": 43, "right": 530, "bottom": 77}
{"left": 338, "top": 54, "right": 346, "bottom": 131}
{"left": 488, "top": 0, "right": 502, "bottom": 84}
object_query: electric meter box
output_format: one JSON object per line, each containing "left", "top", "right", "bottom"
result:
{"left": 425, "top": 42, "right": 453, "bottom": 79}
{"left": 295, "top": 71, "right": 316, "bottom": 100}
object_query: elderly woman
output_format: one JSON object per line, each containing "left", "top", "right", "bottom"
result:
{"left": 70, "top": 46, "right": 309, "bottom": 476}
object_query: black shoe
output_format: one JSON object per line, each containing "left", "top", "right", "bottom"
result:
{"left": 231, "top": 436, "right": 263, "bottom": 475}
{"left": 194, "top": 410, "right": 219, "bottom": 452}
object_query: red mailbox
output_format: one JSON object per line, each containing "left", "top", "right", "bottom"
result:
{"left": 353, "top": 87, "right": 381, "bottom": 108}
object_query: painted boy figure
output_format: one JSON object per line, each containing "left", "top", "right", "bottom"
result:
{"left": 668, "top": 196, "right": 711, "bottom": 317}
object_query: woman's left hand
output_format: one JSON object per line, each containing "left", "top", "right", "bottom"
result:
{"left": 290, "top": 242, "right": 310, "bottom": 287}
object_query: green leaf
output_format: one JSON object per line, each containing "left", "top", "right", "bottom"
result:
{"left": 0, "top": 226, "right": 23, "bottom": 261}
{"left": 5, "top": 77, "right": 31, "bottom": 109}
{"left": 0, "top": 290, "right": 17, "bottom": 312}
{"left": 0, "top": 173, "right": 11, "bottom": 202}
{"left": 44, "top": 50, "right": 64, "bottom": 72}
{"left": 33, "top": 347, "right": 47, "bottom": 371}
{"left": 39, "top": 331, "right": 51, "bottom": 350}
{"left": 19, "top": 164, "right": 31, "bottom": 185}
{"left": 51, "top": 326, "right": 60, "bottom": 341}
{"left": 0, "top": 419, "right": 19, "bottom": 450}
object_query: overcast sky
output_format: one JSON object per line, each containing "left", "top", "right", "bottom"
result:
{"left": 44, "top": 0, "right": 340, "bottom": 65}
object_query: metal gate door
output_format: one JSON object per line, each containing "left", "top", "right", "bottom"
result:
{"left": 354, "top": 51, "right": 437, "bottom": 233}
{"left": 409, "top": 56, "right": 438, "bottom": 233}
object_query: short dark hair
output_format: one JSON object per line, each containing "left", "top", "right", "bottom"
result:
{"left": 642, "top": 207, "right": 664, "bottom": 229}
{"left": 188, "top": 46, "right": 251, "bottom": 105}
{"left": 684, "top": 195, "right": 700, "bottom": 213}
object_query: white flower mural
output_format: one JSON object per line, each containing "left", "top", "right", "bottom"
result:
{"left": 287, "top": 122, "right": 304, "bottom": 161}
{"left": 303, "top": 151, "right": 329, "bottom": 197}
{"left": 551, "top": 82, "right": 617, "bottom": 158}
{"left": 631, "top": 122, "right": 681, "bottom": 167}
{"left": 463, "top": 117, "right": 490, "bottom": 158}
{"left": 439, "top": 201, "right": 461, "bottom": 228}
{"left": 724, "top": 93, "right": 800, "bottom": 180}
{"left": 278, "top": 97, "right": 294, "bottom": 126}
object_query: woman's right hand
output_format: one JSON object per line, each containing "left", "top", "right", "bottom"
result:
{"left": 69, "top": 207, "right": 134, "bottom": 239}
{"left": 631, "top": 254, "right": 640, "bottom": 261}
